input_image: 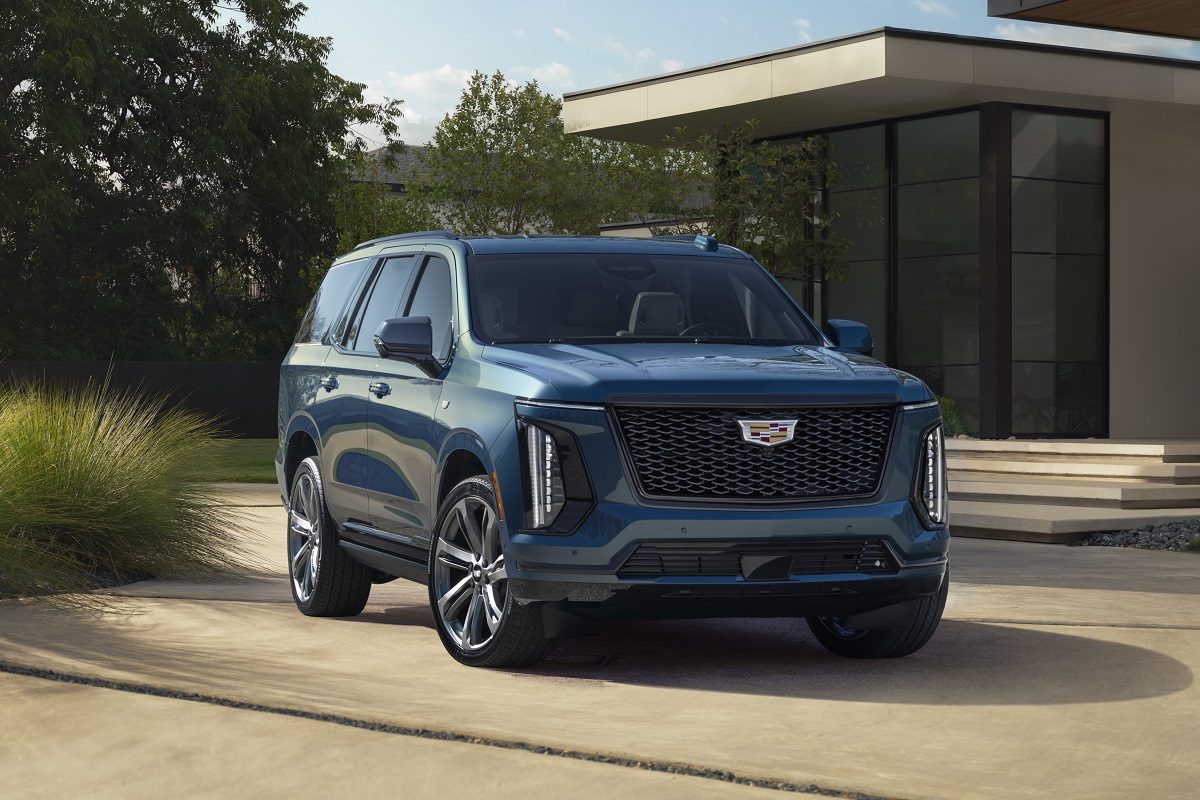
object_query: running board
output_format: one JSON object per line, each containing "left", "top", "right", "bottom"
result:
{"left": 338, "top": 541, "right": 428, "bottom": 585}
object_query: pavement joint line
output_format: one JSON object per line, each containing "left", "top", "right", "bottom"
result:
{"left": 76, "top": 593, "right": 1200, "bottom": 631}
{"left": 0, "top": 660, "right": 906, "bottom": 800}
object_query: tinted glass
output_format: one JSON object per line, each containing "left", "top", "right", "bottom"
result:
{"left": 468, "top": 254, "right": 820, "bottom": 345}
{"left": 406, "top": 256, "right": 454, "bottom": 361}
{"left": 897, "top": 112, "right": 979, "bottom": 184}
{"left": 1012, "top": 111, "right": 1105, "bottom": 184}
{"left": 827, "top": 125, "right": 885, "bottom": 191}
{"left": 829, "top": 189, "right": 886, "bottom": 262}
{"left": 896, "top": 254, "right": 980, "bottom": 368}
{"left": 294, "top": 258, "right": 370, "bottom": 344}
{"left": 824, "top": 260, "right": 887, "bottom": 359}
{"left": 1011, "top": 179, "right": 1105, "bottom": 255}
{"left": 1012, "top": 254, "right": 1105, "bottom": 363}
{"left": 898, "top": 179, "right": 979, "bottom": 257}
{"left": 351, "top": 255, "right": 418, "bottom": 352}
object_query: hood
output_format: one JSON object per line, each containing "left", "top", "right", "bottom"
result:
{"left": 481, "top": 342, "right": 932, "bottom": 405}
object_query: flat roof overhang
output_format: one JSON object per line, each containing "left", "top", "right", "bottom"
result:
{"left": 563, "top": 28, "right": 1200, "bottom": 144}
{"left": 988, "top": 0, "right": 1200, "bottom": 41}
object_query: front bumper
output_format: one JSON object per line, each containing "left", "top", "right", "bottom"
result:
{"left": 490, "top": 399, "right": 949, "bottom": 619}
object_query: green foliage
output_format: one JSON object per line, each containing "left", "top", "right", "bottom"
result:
{"left": 1186, "top": 536, "right": 1200, "bottom": 553}
{"left": 939, "top": 396, "right": 967, "bottom": 437}
{"left": 332, "top": 149, "right": 438, "bottom": 257}
{"left": 178, "top": 438, "right": 277, "bottom": 483}
{"left": 1, "top": 0, "right": 402, "bottom": 361}
{"left": 650, "top": 122, "right": 847, "bottom": 287}
{"left": 0, "top": 379, "right": 246, "bottom": 599}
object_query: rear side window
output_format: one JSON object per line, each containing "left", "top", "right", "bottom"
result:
{"left": 294, "top": 258, "right": 370, "bottom": 345}
{"left": 406, "top": 256, "right": 453, "bottom": 361}
{"left": 350, "top": 255, "right": 419, "bottom": 352}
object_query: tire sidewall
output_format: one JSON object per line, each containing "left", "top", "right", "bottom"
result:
{"left": 289, "top": 456, "right": 331, "bottom": 613}
{"left": 427, "top": 477, "right": 513, "bottom": 665}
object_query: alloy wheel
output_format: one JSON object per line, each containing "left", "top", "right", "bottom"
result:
{"left": 433, "top": 495, "right": 507, "bottom": 651}
{"left": 288, "top": 472, "right": 321, "bottom": 603}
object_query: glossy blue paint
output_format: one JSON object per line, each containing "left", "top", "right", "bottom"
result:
{"left": 279, "top": 235, "right": 948, "bottom": 615}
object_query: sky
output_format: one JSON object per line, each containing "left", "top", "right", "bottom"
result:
{"left": 279, "top": 0, "right": 1200, "bottom": 146}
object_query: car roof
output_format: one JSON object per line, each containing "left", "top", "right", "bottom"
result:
{"left": 343, "top": 232, "right": 749, "bottom": 260}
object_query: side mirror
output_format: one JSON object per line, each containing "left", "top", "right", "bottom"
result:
{"left": 824, "top": 319, "right": 874, "bottom": 357}
{"left": 374, "top": 317, "right": 440, "bottom": 376}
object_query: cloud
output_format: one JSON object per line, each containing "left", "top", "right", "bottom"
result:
{"left": 518, "top": 61, "right": 574, "bottom": 89}
{"left": 992, "top": 21, "right": 1197, "bottom": 59}
{"left": 552, "top": 26, "right": 572, "bottom": 42}
{"left": 604, "top": 40, "right": 654, "bottom": 61}
{"left": 660, "top": 58, "right": 685, "bottom": 72}
{"left": 791, "top": 18, "right": 812, "bottom": 43}
{"left": 386, "top": 64, "right": 472, "bottom": 96}
{"left": 912, "top": 1, "right": 955, "bottom": 16}
{"left": 358, "top": 65, "right": 475, "bottom": 145}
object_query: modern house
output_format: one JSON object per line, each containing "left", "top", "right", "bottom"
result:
{"left": 563, "top": 28, "right": 1200, "bottom": 443}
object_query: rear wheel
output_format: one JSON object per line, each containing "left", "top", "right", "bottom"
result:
{"left": 807, "top": 570, "right": 949, "bottom": 658}
{"left": 287, "top": 457, "right": 372, "bottom": 617}
{"left": 428, "top": 477, "right": 550, "bottom": 668}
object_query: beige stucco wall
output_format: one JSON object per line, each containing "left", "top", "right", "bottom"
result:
{"left": 1109, "top": 100, "right": 1200, "bottom": 437}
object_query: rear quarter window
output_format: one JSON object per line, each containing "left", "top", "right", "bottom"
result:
{"left": 294, "top": 258, "right": 371, "bottom": 345}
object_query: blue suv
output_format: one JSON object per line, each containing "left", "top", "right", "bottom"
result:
{"left": 277, "top": 232, "right": 949, "bottom": 667}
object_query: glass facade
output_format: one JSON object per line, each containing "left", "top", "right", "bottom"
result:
{"left": 818, "top": 105, "right": 1107, "bottom": 438}
{"left": 1010, "top": 111, "right": 1107, "bottom": 436}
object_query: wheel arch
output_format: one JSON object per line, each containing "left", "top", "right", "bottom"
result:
{"left": 436, "top": 430, "right": 497, "bottom": 511}
{"left": 283, "top": 412, "right": 322, "bottom": 495}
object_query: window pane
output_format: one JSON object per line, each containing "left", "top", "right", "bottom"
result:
{"left": 825, "top": 260, "right": 887, "bottom": 360}
{"left": 1012, "top": 179, "right": 1105, "bottom": 255}
{"left": 897, "top": 179, "right": 979, "bottom": 258}
{"left": 827, "top": 125, "right": 885, "bottom": 191}
{"left": 1012, "top": 111, "right": 1104, "bottom": 184}
{"left": 295, "top": 258, "right": 369, "bottom": 345}
{"left": 828, "top": 188, "right": 886, "bottom": 262}
{"left": 1012, "top": 254, "right": 1105, "bottom": 363}
{"left": 1012, "top": 362, "right": 1105, "bottom": 436}
{"left": 407, "top": 257, "right": 454, "bottom": 361}
{"left": 352, "top": 256, "right": 417, "bottom": 352}
{"left": 896, "top": 254, "right": 980, "bottom": 367}
{"left": 897, "top": 111, "right": 979, "bottom": 184}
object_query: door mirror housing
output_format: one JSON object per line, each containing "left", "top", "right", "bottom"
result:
{"left": 374, "top": 317, "right": 440, "bottom": 376}
{"left": 824, "top": 319, "right": 874, "bottom": 357}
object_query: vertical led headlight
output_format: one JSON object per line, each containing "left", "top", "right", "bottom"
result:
{"left": 525, "top": 422, "right": 565, "bottom": 528}
{"left": 914, "top": 423, "right": 948, "bottom": 528}
{"left": 518, "top": 416, "right": 594, "bottom": 532}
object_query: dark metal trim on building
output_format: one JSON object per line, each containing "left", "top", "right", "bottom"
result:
{"left": 979, "top": 102, "right": 1014, "bottom": 440}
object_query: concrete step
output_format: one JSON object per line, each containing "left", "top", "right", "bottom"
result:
{"left": 949, "top": 476, "right": 1200, "bottom": 509}
{"left": 946, "top": 438, "right": 1200, "bottom": 463}
{"left": 950, "top": 500, "right": 1200, "bottom": 543}
{"left": 947, "top": 456, "right": 1200, "bottom": 483}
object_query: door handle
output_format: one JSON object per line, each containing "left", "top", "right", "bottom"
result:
{"left": 369, "top": 381, "right": 391, "bottom": 398}
{"left": 319, "top": 375, "right": 339, "bottom": 392}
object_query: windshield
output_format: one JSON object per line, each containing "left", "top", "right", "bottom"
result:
{"left": 467, "top": 253, "right": 821, "bottom": 345}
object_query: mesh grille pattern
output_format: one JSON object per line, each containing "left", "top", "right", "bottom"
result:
{"left": 618, "top": 539, "right": 898, "bottom": 578}
{"left": 613, "top": 405, "right": 895, "bottom": 500}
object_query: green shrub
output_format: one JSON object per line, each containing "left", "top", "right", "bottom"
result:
{"left": 0, "top": 379, "right": 246, "bottom": 599}
{"left": 1187, "top": 536, "right": 1200, "bottom": 553}
{"left": 938, "top": 396, "right": 967, "bottom": 437}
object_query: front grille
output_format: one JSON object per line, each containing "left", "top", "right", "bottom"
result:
{"left": 617, "top": 539, "right": 898, "bottom": 578}
{"left": 613, "top": 405, "right": 895, "bottom": 500}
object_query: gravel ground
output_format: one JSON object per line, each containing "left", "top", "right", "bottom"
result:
{"left": 1083, "top": 519, "right": 1200, "bottom": 552}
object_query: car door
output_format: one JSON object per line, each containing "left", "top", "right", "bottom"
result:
{"left": 366, "top": 253, "right": 454, "bottom": 553}
{"left": 321, "top": 253, "right": 420, "bottom": 526}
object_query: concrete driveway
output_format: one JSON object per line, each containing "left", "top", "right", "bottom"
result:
{"left": 1, "top": 486, "right": 1197, "bottom": 799}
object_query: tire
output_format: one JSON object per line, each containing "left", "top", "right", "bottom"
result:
{"left": 428, "top": 476, "right": 550, "bottom": 668}
{"left": 807, "top": 569, "right": 949, "bottom": 659}
{"left": 286, "top": 456, "right": 372, "bottom": 617}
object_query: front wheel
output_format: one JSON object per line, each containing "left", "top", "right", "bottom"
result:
{"left": 428, "top": 477, "right": 550, "bottom": 668}
{"left": 807, "top": 570, "right": 949, "bottom": 658}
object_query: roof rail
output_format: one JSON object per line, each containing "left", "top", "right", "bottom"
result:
{"left": 351, "top": 230, "right": 460, "bottom": 251}
{"left": 653, "top": 233, "right": 720, "bottom": 252}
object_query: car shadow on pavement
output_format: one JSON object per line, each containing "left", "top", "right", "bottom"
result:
{"left": 518, "top": 617, "right": 1195, "bottom": 706}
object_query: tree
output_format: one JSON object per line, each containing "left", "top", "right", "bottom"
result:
{"left": 646, "top": 122, "right": 846, "bottom": 290}
{"left": 0, "top": 0, "right": 402, "bottom": 360}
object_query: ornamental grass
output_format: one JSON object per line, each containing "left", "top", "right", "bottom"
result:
{"left": 0, "top": 378, "right": 246, "bottom": 600}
